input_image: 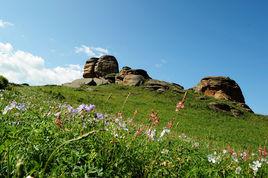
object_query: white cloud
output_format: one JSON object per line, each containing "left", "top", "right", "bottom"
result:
{"left": 0, "top": 42, "right": 82, "bottom": 85}
{"left": 0, "top": 19, "right": 13, "bottom": 28}
{"left": 75, "top": 45, "right": 109, "bottom": 57}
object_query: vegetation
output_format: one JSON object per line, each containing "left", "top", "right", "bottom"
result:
{"left": 0, "top": 75, "right": 8, "bottom": 89}
{"left": 0, "top": 84, "right": 267, "bottom": 177}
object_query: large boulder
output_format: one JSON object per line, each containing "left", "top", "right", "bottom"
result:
{"left": 63, "top": 78, "right": 109, "bottom": 88}
{"left": 116, "top": 66, "right": 151, "bottom": 84}
{"left": 144, "top": 79, "right": 184, "bottom": 93}
{"left": 83, "top": 55, "right": 119, "bottom": 79}
{"left": 94, "top": 55, "right": 119, "bottom": 77}
{"left": 83, "top": 57, "right": 98, "bottom": 78}
{"left": 195, "top": 76, "right": 245, "bottom": 103}
{"left": 122, "top": 74, "right": 145, "bottom": 86}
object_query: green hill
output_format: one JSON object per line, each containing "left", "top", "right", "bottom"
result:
{"left": 0, "top": 84, "right": 267, "bottom": 177}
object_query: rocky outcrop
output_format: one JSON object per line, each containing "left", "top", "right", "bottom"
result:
{"left": 83, "top": 55, "right": 119, "bottom": 78}
{"left": 115, "top": 66, "right": 151, "bottom": 85}
{"left": 63, "top": 78, "right": 109, "bottom": 88}
{"left": 122, "top": 74, "right": 145, "bottom": 86}
{"left": 195, "top": 76, "right": 245, "bottom": 103}
{"left": 83, "top": 57, "right": 98, "bottom": 78}
{"left": 208, "top": 102, "right": 244, "bottom": 117}
{"left": 144, "top": 79, "right": 184, "bottom": 93}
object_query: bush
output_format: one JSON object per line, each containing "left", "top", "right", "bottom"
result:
{"left": 0, "top": 75, "right": 8, "bottom": 89}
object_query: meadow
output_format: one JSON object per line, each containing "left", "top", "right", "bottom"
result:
{"left": 0, "top": 84, "right": 267, "bottom": 177}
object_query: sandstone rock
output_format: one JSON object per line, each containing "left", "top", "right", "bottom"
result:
{"left": 144, "top": 79, "right": 184, "bottom": 92}
{"left": 116, "top": 67, "right": 151, "bottom": 85}
{"left": 63, "top": 78, "right": 109, "bottom": 88}
{"left": 144, "top": 79, "right": 169, "bottom": 91}
{"left": 208, "top": 102, "right": 244, "bottom": 117}
{"left": 195, "top": 76, "right": 245, "bottom": 103}
{"left": 122, "top": 74, "right": 145, "bottom": 86}
{"left": 83, "top": 55, "right": 119, "bottom": 78}
{"left": 94, "top": 55, "right": 119, "bottom": 77}
{"left": 127, "top": 69, "right": 151, "bottom": 79}
{"left": 83, "top": 57, "right": 98, "bottom": 78}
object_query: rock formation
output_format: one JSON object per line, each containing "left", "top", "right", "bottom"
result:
{"left": 83, "top": 55, "right": 119, "bottom": 78}
{"left": 194, "top": 76, "right": 245, "bottom": 103}
{"left": 116, "top": 66, "right": 151, "bottom": 86}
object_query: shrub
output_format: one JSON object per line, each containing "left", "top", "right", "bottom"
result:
{"left": 0, "top": 75, "right": 8, "bottom": 89}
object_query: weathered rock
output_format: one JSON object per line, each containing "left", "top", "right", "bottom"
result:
{"left": 195, "top": 76, "right": 245, "bottom": 103}
{"left": 144, "top": 79, "right": 169, "bottom": 91}
{"left": 94, "top": 55, "right": 119, "bottom": 77}
{"left": 115, "top": 67, "right": 151, "bottom": 86}
{"left": 63, "top": 78, "right": 109, "bottom": 88}
{"left": 104, "top": 73, "right": 117, "bottom": 83}
{"left": 83, "top": 57, "right": 98, "bottom": 78}
{"left": 127, "top": 69, "right": 151, "bottom": 79}
{"left": 122, "top": 74, "right": 145, "bottom": 86}
{"left": 144, "top": 79, "right": 184, "bottom": 92}
{"left": 208, "top": 102, "right": 244, "bottom": 117}
{"left": 83, "top": 55, "right": 119, "bottom": 78}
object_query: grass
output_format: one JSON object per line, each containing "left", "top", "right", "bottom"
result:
{"left": 0, "top": 84, "right": 267, "bottom": 177}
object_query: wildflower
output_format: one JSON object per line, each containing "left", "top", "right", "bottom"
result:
{"left": 54, "top": 112, "right": 63, "bottom": 128}
{"left": 231, "top": 152, "right": 239, "bottom": 163}
{"left": 135, "top": 127, "right": 144, "bottom": 137}
{"left": 159, "top": 128, "right": 170, "bottom": 140}
{"left": 166, "top": 120, "right": 173, "bottom": 129}
{"left": 161, "top": 149, "right": 169, "bottom": 154}
{"left": 95, "top": 113, "right": 104, "bottom": 120}
{"left": 175, "top": 101, "right": 185, "bottom": 111}
{"left": 235, "top": 166, "right": 242, "bottom": 174}
{"left": 241, "top": 151, "right": 249, "bottom": 161}
{"left": 3, "top": 101, "right": 26, "bottom": 114}
{"left": 84, "top": 104, "right": 95, "bottom": 112}
{"left": 147, "top": 129, "right": 156, "bottom": 141}
{"left": 149, "top": 111, "right": 160, "bottom": 125}
{"left": 259, "top": 146, "right": 268, "bottom": 159}
{"left": 207, "top": 152, "right": 221, "bottom": 164}
{"left": 250, "top": 160, "right": 262, "bottom": 176}
{"left": 118, "top": 121, "right": 128, "bottom": 131}
{"left": 222, "top": 149, "right": 228, "bottom": 154}
{"left": 175, "top": 91, "right": 187, "bottom": 112}
{"left": 77, "top": 104, "right": 95, "bottom": 113}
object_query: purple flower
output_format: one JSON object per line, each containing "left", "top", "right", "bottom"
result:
{"left": 77, "top": 104, "right": 86, "bottom": 112}
{"left": 95, "top": 113, "right": 104, "bottom": 120}
{"left": 16, "top": 103, "right": 26, "bottom": 111}
{"left": 84, "top": 104, "right": 95, "bottom": 112}
{"left": 3, "top": 101, "right": 26, "bottom": 115}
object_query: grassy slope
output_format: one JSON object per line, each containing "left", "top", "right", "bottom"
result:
{"left": 1, "top": 84, "right": 268, "bottom": 177}
{"left": 22, "top": 84, "right": 268, "bottom": 149}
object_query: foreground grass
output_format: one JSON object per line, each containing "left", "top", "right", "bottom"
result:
{"left": 0, "top": 85, "right": 267, "bottom": 177}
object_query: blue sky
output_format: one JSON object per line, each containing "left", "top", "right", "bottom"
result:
{"left": 0, "top": 0, "right": 267, "bottom": 115}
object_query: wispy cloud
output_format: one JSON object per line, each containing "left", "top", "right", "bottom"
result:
{"left": 155, "top": 59, "right": 168, "bottom": 68}
{"left": 0, "top": 42, "right": 82, "bottom": 85}
{"left": 75, "top": 45, "right": 109, "bottom": 57}
{"left": 0, "top": 19, "right": 13, "bottom": 28}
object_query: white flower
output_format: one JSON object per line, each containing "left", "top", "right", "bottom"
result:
{"left": 222, "top": 149, "right": 228, "bottom": 154}
{"left": 235, "top": 166, "right": 242, "bottom": 174}
{"left": 161, "top": 149, "right": 169, "bottom": 154}
{"left": 207, "top": 153, "right": 221, "bottom": 164}
{"left": 250, "top": 160, "right": 262, "bottom": 176}
{"left": 147, "top": 129, "right": 156, "bottom": 141}
{"left": 159, "top": 128, "right": 170, "bottom": 139}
